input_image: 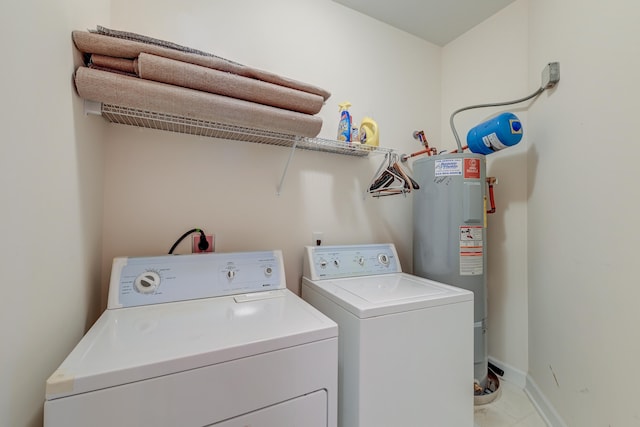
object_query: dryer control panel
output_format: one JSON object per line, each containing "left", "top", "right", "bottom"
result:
{"left": 303, "top": 244, "right": 401, "bottom": 280}
{"left": 108, "top": 250, "right": 286, "bottom": 308}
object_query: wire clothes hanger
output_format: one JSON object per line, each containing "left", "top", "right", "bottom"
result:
{"left": 368, "top": 152, "right": 419, "bottom": 197}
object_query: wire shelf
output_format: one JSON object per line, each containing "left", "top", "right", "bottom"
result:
{"left": 99, "top": 104, "right": 391, "bottom": 157}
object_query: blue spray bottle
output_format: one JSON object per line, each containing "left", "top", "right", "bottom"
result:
{"left": 337, "top": 102, "right": 352, "bottom": 142}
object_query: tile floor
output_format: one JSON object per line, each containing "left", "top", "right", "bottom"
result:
{"left": 474, "top": 379, "right": 547, "bottom": 427}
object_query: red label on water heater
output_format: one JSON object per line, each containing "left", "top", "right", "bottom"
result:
{"left": 464, "top": 158, "right": 480, "bottom": 179}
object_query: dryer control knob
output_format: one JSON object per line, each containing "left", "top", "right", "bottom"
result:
{"left": 134, "top": 271, "right": 160, "bottom": 294}
{"left": 378, "top": 254, "right": 390, "bottom": 266}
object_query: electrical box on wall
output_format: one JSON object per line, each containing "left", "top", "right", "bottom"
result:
{"left": 542, "top": 62, "right": 560, "bottom": 89}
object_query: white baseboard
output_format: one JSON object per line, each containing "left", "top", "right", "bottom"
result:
{"left": 524, "top": 376, "right": 568, "bottom": 427}
{"left": 488, "top": 356, "right": 527, "bottom": 388}
{"left": 487, "top": 357, "right": 567, "bottom": 427}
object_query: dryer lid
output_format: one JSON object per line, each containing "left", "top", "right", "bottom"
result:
{"left": 303, "top": 273, "right": 473, "bottom": 318}
{"left": 46, "top": 290, "right": 337, "bottom": 400}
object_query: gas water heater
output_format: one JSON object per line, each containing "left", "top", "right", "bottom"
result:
{"left": 413, "top": 153, "right": 489, "bottom": 387}
{"left": 411, "top": 62, "right": 559, "bottom": 394}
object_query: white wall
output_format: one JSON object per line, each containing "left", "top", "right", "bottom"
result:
{"left": 102, "top": 0, "right": 442, "bottom": 301}
{"left": 0, "top": 1, "right": 108, "bottom": 426}
{"left": 13, "top": 1, "right": 638, "bottom": 425}
{"left": 445, "top": 1, "right": 640, "bottom": 424}
{"left": 0, "top": 2, "right": 439, "bottom": 425}
{"left": 442, "top": 0, "right": 530, "bottom": 373}
{"left": 528, "top": 0, "right": 640, "bottom": 425}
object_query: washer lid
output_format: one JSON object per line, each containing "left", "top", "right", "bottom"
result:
{"left": 303, "top": 273, "right": 473, "bottom": 318}
{"left": 45, "top": 290, "right": 337, "bottom": 400}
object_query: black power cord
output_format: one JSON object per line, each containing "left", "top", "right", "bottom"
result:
{"left": 168, "top": 228, "right": 209, "bottom": 254}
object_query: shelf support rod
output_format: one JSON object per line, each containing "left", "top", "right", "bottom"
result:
{"left": 276, "top": 138, "right": 300, "bottom": 196}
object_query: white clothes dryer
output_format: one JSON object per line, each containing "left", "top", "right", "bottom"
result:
{"left": 45, "top": 250, "right": 338, "bottom": 427}
{"left": 301, "top": 244, "right": 474, "bottom": 427}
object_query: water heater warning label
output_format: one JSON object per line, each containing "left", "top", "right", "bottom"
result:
{"left": 464, "top": 158, "right": 481, "bottom": 179}
{"left": 460, "top": 226, "right": 483, "bottom": 275}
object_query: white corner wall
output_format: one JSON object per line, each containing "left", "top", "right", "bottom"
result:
{"left": 0, "top": 1, "right": 108, "bottom": 426}
{"left": 442, "top": 0, "right": 530, "bottom": 374}
{"left": 444, "top": 1, "right": 640, "bottom": 424}
{"left": 528, "top": 0, "right": 640, "bottom": 425}
{"left": 102, "top": 0, "right": 442, "bottom": 302}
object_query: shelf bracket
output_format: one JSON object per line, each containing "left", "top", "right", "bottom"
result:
{"left": 84, "top": 100, "right": 102, "bottom": 116}
{"left": 276, "top": 137, "right": 300, "bottom": 196}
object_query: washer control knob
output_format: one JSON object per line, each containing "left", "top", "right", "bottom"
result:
{"left": 134, "top": 271, "right": 160, "bottom": 294}
{"left": 333, "top": 259, "right": 340, "bottom": 268}
{"left": 319, "top": 259, "right": 327, "bottom": 269}
{"left": 358, "top": 257, "right": 365, "bottom": 266}
{"left": 264, "top": 266, "right": 273, "bottom": 277}
{"left": 227, "top": 270, "right": 236, "bottom": 280}
{"left": 378, "top": 253, "right": 390, "bottom": 266}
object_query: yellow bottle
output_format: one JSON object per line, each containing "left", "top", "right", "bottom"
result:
{"left": 359, "top": 117, "right": 379, "bottom": 147}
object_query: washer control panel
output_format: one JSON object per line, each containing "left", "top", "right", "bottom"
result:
{"left": 108, "top": 250, "right": 286, "bottom": 308}
{"left": 303, "top": 244, "right": 401, "bottom": 280}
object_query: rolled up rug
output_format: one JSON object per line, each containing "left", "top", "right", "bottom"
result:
{"left": 88, "top": 54, "right": 137, "bottom": 76}
{"left": 72, "top": 30, "right": 331, "bottom": 101}
{"left": 74, "top": 66, "right": 323, "bottom": 138}
{"left": 135, "top": 53, "right": 324, "bottom": 114}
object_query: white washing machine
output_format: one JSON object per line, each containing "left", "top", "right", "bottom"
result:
{"left": 45, "top": 250, "right": 338, "bottom": 427}
{"left": 301, "top": 244, "right": 474, "bottom": 427}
